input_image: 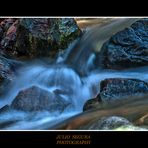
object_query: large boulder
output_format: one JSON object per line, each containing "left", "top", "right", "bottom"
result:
{"left": 0, "top": 18, "right": 81, "bottom": 59}
{"left": 99, "top": 78, "right": 148, "bottom": 103}
{"left": 11, "top": 85, "right": 70, "bottom": 113}
{"left": 83, "top": 78, "right": 148, "bottom": 111}
{"left": 96, "top": 19, "right": 148, "bottom": 69}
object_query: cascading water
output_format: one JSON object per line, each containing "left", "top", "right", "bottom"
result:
{"left": 64, "top": 18, "right": 140, "bottom": 75}
{"left": 0, "top": 62, "right": 94, "bottom": 130}
{"left": 0, "top": 18, "right": 147, "bottom": 130}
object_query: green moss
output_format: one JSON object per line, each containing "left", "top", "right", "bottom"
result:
{"left": 114, "top": 125, "right": 147, "bottom": 131}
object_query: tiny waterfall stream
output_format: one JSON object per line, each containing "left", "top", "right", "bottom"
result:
{"left": 0, "top": 18, "right": 147, "bottom": 130}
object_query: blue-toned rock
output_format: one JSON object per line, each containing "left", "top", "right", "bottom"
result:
{"left": 96, "top": 19, "right": 148, "bottom": 69}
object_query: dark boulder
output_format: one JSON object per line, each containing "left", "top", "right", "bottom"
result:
{"left": 83, "top": 78, "right": 148, "bottom": 111}
{"left": 11, "top": 86, "right": 70, "bottom": 113}
{"left": 96, "top": 19, "right": 148, "bottom": 69}
{"left": 0, "top": 18, "right": 81, "bottom": 59}
{"left": 99, "top": 78, "right": 148, "bottom": 103}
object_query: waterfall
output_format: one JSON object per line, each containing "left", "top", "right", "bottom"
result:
{"left": 0, "top": 18, "right": 147, "bottom": 130}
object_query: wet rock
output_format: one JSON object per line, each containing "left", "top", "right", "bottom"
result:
{"left": 0, "top": 19, "right": 18, "bottom": 57}
{"left": 0, "top": 56, "right": 14, "bottom": 79}
{"left": 0, "top": 18, "right": 81, "bottom": 59}
{"left": 0, "top": 56, "right": 18, "bottom": 95}
{"left": 11, "top": 86, "right": 70, "bottom": 113}
{"left": 0, "top": 19, "right": 16, "bottom": 39}
{"left": 83, "top": 98, "right": 100, "bottom": 111}
{"left": 88, "top": 116, "right": 132, "bottom": 130}
{"left": 16, "top": 18, "right": 81, "bottom": 59}
{"left": 97, "top": 19, "right": 148, "bottom": 69}
{"left": 0, "top": 19, "right": 16, "bottom": 30}
{"left": 99, "top": 78, "right": 148, "bottom": 103}
{"left": 83, "top": 78, "right": 148, "bottom": 111}
{"left": 0, "top": 105, "right": 10, "bottom": 114}
{"left": 1, "top": 20, "right": 18, "bottom": 53}
{"left": 85, "top": 116, "right": 147, "bottom": 130}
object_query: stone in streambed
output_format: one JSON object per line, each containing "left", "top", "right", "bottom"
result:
{"left": 87, "top": 116, "right": 132, "bottom": 130}
{"left": 82, "top": 116, "right": 147, "bottom": 130}
{"left": 95, "top": 19, "right": 148, "bottom": 69}
{"left": 83, "top": 78, "right": 148, "bottom": 111}
{"left": 99, "top": 78, "right": 148, "bottom": 103}
{"left": 11, "top": 86, "right": 70, "bottom": 113}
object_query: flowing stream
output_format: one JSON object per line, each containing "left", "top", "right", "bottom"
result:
{"left": 0, "top": 18, "right": 147, "bottom": 130}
